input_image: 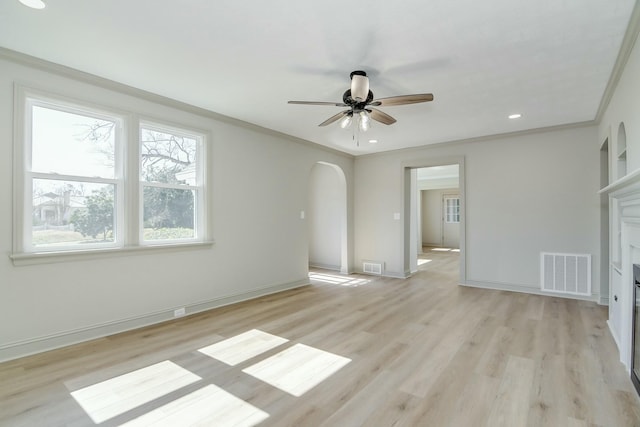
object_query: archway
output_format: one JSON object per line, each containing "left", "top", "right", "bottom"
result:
{"left": 308, "top": 162, "right": 348, "bottom": 274}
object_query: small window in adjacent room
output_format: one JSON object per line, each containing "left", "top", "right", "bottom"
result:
{"left": 444, "top": 196, "right": 460, "bottom": 223}
{"left": 139, "top": 123, "right": 205, "bottom": 244}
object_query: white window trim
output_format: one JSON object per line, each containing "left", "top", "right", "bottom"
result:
{"left": 138, "top": 120, "right": 207, "bottom": 246}
{"left": 11, "top": 85, "right": 213, "bottom": 266}
{"left": 444, "top": 196, "right": 460, "bottom": 224}
{"left": 23, "top": 96, "right": 126, "bottom": 253}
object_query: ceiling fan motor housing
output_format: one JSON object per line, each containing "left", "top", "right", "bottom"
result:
{"left": 343, "top": 89, "right": 374, "bottom": 111}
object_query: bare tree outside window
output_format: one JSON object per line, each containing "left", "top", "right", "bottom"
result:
{"left": 22, "top": 94, "right": 207, "bottom": 254}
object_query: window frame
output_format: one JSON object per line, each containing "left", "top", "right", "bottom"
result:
{"left": 138, "top": 120, "right": 207, "bottom": 246}
{"left": 444, "top": 196, "right": 460, "bottom": 224}
{"left": 23, "top": 97, "right": 126, "bottom": 253}
{"left": 12, "top": 85, "right": 212, "bottom": 265}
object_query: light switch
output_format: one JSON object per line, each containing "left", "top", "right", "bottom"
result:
{"left": 393, "top": 212, "right": 400, "bottom": 220}
{"left": 300, "top": 210, "right": 305, "bottom": 219}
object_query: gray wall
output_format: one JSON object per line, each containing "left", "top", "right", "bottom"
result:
{"left": 354, "top": 125, "right": 601, "bottom": 294}
{"left": 421, "top": 188, "right": 460, "bottom": 247}
{"left": 0, "top": 52, "right": 354, "bottom": 361}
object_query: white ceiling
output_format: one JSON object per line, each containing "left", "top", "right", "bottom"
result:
{"left": 0, "top": 0, "right": 635, "bottom": 156}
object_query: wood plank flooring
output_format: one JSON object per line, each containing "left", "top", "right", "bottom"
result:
{"left": 1, "top": 248, "right": 639, "bottom": 426}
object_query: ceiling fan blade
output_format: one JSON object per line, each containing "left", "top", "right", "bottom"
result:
{"left": 369, "top": 108, "right": 397, "bottom": 125}
{"left": 288, "top": 101, "right": 347, "bottom": 107}
{"left": 319, "top": 110, "right": 350, "bottom": 127}
{"left": 370, "top": 93, "right": 434, "bottom": 107}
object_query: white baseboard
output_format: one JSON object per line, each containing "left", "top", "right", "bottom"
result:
{"left": 384, "top": 270, "right": 410, "bottom": 279}
{"left": 0, "top": 278, "right": 309, "bottom": 363}
{"left": 607, "top": 320, "right": 622, "bottom": 353}
{"left": 308, "top": 262, "right": 341, "bottom": 271}
{"left": 463, "top": 279, "right": 599, "bottom": 302}
{"left": 352, "top": 268, "right": 407, "bottom": 279}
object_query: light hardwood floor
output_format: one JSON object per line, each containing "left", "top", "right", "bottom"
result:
{"left": 1, "top": 248, "right": 639, "bottom": 426}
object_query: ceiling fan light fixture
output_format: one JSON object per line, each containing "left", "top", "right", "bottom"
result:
{"left": 351, "top": 74, "right": 369, "bottom": 102}
{"left": 359, "top": 111, "right": 370, "bottom": 131}
{"left": 18, "top": 0, "right": 46, "bottom": 9}
{"left": 339, "top": 114, "right": 353, "bottom": 129}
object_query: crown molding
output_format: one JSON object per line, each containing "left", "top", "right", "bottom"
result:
{"left": 595, "top": 0, "right": 640, "bottom": 123}
{"left": 356, "top": 120, "right": 596, "bottom": 160}
{"left": 0, "top": 47, "right": 354, "bottom": 160}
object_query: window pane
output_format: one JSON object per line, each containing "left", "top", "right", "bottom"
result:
{"left": 140, "top": 128, "right": 197, "bottom": 185}
{"left": 31, "top": 106, "right": 116, "bottom": 178}
{"left": 143, "top": 186, "right": 195, "bottom": 241}
{"left": 444, "top": 197, "right": 460, "bottom": 224}
{"left": 32, "top": 179, "right": 115, "bottom": 247}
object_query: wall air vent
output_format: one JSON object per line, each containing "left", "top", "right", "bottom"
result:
{"left": 362, "top": 261, "right": 383, "bottom": 275}
{"left": 541, "top": 252, "right": 591, "bottom": 296}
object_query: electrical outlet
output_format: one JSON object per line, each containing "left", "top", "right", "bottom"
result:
{"left": 174, "top": 307, "right": 186, "bottom": 317}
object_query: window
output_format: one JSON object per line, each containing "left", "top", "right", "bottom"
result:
{"left": 24, "top": 99, "right": 124, "bottom": 252}
{"left": 15, "top": 88, "right": 209, "bottom": 260}
{"left": 444, "top": 196, "right": 460, "bottom": 223}
{"left": 139, "top": 123, "right": 205, "bottom": 244}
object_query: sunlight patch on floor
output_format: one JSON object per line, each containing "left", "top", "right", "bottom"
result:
{"left": 417, "top": 259, "right": 432, "bottom": 266}
{"left": 71, "top": 332, "right": 351, "bottom": 423}
{"left": 309, "top": 272, "right": 371, "bottom": 287}
{"left": 431, "top": 248, "right": 452, "bottom": 252}
{"left": 70, "top": 361, "right": 201, "bottom": 424}
{"left": 198, "top": 329, "right": 288, "bottom": 366}
{"left": 119, "top": 384, "right": 269, "bottom": 427}
{"left": 242, "top": 343, "right": 351, "bottom": 397}
{"left": 451, "top": 249, "right": 460, "bottom": 252}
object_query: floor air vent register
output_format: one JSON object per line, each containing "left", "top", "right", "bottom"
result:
{"left": 362, "top": 261, "right": 383, "bottom": 275}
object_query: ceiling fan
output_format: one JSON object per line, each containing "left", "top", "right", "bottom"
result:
{"left": 288, "top": 70, "right": 434, "bottom": 131}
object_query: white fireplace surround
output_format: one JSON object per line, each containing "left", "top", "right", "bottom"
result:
{"left": 601, "top": 168, "right": 640, "bottom": 372}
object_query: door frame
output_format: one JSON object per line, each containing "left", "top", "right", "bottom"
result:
{"left": 402, "top": 156, "right": 466, "bottom": 282}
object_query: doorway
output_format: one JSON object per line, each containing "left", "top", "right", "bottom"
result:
{"left": 421, "top": 187, "right": 461, "bottom": 249}
{"left": 403, "top": 159, "right": 466, "bottom": 281}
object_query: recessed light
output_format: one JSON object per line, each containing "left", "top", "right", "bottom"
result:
{"left": 18, "top": 0, "right": 45, "bottom": 9}
{"left": 368, "top": 139, "right": 378, "bottom": 144}
{"left": 508, "top": 113, "right": 522, "bottom": 119}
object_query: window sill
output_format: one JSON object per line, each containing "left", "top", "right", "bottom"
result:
{"left": 10, "top": 241, "right": 215, "bottom": 266}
